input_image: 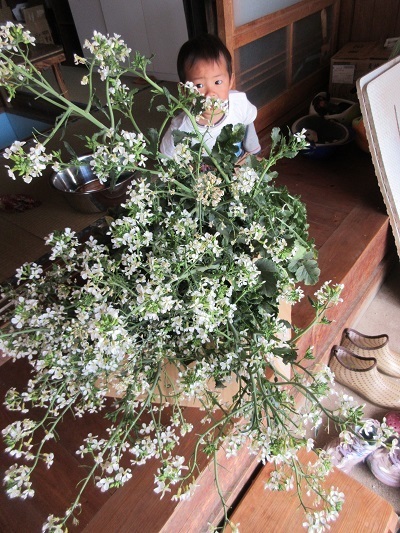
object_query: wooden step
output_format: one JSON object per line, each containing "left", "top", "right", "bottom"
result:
{"left": 275, "top": 144, "right": 395, "bottom": 365}
{"left": 225, "top": 449, "right": 399, "bottom": 533}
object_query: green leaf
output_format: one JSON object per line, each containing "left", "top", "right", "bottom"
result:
{"left": 255, "top": 258, "right": 278, "bottom": 296}
{"left": 147, "top": 128, "right": 159, "bottom": 156}
{"left": 284, "top": 150, "right": 299, "bottom": 159}
{"left": 289, "top": 244, "right": 308, "bottom": 262}
{"left": 274, "top": 346, "right": 297, "bottom": 364}
{"left": 255, "top": 257, "right": 277, "bottom": 276}
{"left": 270, "top": 127, "right": 282, "bottom": 149}
{"left": 162, "top": 85, "right": 171, "bottom": 102}
{"left": 62, "top": 141, "right": 78, "bottom": 160}
{"left": 172, "top": 130, "right": 196, "bottom": 144}
{"left": 295, "top": 258, "right": 320, "bottom": 285}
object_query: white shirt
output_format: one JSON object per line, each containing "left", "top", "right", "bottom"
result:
{"left": 160, "top": 90, "right": 261, "bottom": 158}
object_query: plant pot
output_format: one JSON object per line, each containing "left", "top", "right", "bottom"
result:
{"left": 291, "top": 115, "right": 350, "bottom": 159}
{"left": 309, "top": 92, "right": 360, "bottom": 126}
{"left": 50, "top": 155, "right": 137, "bottom": 213}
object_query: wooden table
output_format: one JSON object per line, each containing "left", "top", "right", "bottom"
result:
{"left": 28, "top": 43, "right": 69, "bottom": 99}
{"left": 0, "top": 43, "right": 68, "bottom": 106}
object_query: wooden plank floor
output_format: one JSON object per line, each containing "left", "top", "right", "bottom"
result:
{"left": 0, "top": 141, "right": 395, "bottom": 532}
{"left": 225, "top": 450, "right": 399, "bottom": 533}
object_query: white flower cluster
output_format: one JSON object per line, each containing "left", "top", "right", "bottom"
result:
{"left": 0, "top": 27, "right": 372, "bottom": 533}
{"left": 172, "top": 141, "right": 194, "bottom": 168}
{"left": 83, "top": 31, "right": 132, "bottom": 80}
{"left": 277, "top": 278, "right": 305, "bottom": 304}
{"left": 194, "top": 171, "right": 224, "bottom": 207}
{"left": 203, "top": 96, "right": 229, "bottom": 114}
{"left": 231, "top": 165, "right": 258, "bottom": 198}
{"left": 90, "top": 129, "right": 147, "bottom": 184}
{"left": 3, "top": 140, "right": 55, "bottom": 183}
{"left": 0, "top": 21, "right": 35, "bottom": 51}
{"left": 314, "top": 280, "right": 344, "bottom": 306}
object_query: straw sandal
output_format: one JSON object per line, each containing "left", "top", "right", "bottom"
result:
{"left": 341, "top": 328, "right": 400, "bottom": 378}
{"left": 329, "top": 346, "right": 400, "bottom": 409}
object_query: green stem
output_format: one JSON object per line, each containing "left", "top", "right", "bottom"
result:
{"left": 1, "top": 53, "right": 108, "bottom": 132}
{"left": 291, "top": 301, "right": 331, "bottom": 343}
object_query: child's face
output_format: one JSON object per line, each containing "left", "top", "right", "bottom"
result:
{"left": 185, "top": 56, "right": 233, "bottom": 102}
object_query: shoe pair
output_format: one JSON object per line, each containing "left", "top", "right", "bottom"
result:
{"left": 366, "top": 411, "right": 400, "bottom": 487}
{"left": 324, "top": 414, "right": 400, "bottom": 485}
{"left": 329, "top": 329, "right": 400, "bottom": 409}
{"left": 341, "top": 328, "right": 400, "bottom": 378}
{"left": 324, "top": 418, "right": 381, "bottom": 474}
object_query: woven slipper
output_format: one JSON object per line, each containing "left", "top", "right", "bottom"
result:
{"left": 341, "top": 328, "right": 400, "bottom": 378}
{"left": 329, "top": 346, "right": 400, "bottom": 409}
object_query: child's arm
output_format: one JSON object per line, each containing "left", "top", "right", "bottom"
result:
{"left": 243, "top": 123, "right": 261, "bottom": 155}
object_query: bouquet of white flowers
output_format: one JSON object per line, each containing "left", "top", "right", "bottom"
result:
{"left": 1, "top": 23, "right": 394, "bottom": 533}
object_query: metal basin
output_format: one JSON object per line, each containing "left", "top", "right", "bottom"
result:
{"left": 50, "top": 155, "right": 135, "bottom": 213}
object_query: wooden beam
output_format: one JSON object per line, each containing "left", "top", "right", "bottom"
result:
{"left": 232, "top": 0, "right": 339, "bottom": 50}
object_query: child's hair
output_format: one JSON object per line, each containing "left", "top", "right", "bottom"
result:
{"left": 177, "top": 34, "right": 233, "bottom": 83}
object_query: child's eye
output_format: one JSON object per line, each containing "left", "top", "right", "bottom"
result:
{"left": 195, "top": 83, "right": 203, "bottom": 89}
{"left": 215, "top": 80, "right": 222, "bottom": 85}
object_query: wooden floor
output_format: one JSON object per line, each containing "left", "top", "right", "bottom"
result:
{"left": 0, "top": 141, "right": 396, "bottom": 532}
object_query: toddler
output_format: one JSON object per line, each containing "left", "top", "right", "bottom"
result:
{"left": 160, "top": 34, "right": 261, "bottom": 158}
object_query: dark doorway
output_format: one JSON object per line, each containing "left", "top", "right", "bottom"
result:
{"left": 182, "top": 0, "right": 218, "bottom": 38}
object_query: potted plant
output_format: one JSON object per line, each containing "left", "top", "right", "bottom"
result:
{"left": 0, "top": 23, "right": 395, "bottom": 532}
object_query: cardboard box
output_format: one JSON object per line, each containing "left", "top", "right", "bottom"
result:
{"left": 329, "top": 42, "right": 391, "bottom": 101}
{"left": 23, "top": 4, "right": 54, "bottom": 44}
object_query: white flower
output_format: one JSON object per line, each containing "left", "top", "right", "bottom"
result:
{"left": 194, "top": 171, "right": 224, "bottom": 207}
{"left": 96, "top": 477, "right": 111, "bottom": 492}
{"left": 294, "top": 128, "right": 308, "bottom": 143}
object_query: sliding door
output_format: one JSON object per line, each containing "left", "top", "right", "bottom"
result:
{"left": 217, "top": 0, "right": 340, "bottom": 130}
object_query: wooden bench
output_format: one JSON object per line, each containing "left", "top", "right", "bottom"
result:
{"left": 28, "top": 43, "right": 69, "bottom": 98}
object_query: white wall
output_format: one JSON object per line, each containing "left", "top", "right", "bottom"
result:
{"left": 68, "top": 0, "right": 107, "bottom": 45}
{"left": 68, "top": 0, "right": 297, "bottom": 80}
{"left": 68, "top": 0, "right": 188, "bottom": 81}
